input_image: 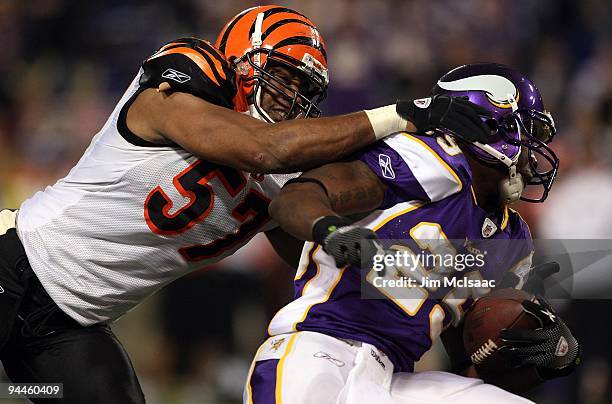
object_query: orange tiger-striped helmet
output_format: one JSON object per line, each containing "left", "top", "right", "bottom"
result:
{"left": 216, "top": 5, "right": 329, "bottom": 122}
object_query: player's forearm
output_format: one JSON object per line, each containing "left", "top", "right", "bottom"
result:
{"left": 257, "top": 112, "right": 409, "bottom": 173}
{"left": 259, "top": 95, "right": 497, "bottom": 173}
{"left": 197, "top": 112, "right": 379, "bottom": 174}
{"left": 146, "top": 90, "right": 413, "bottom": 173}
{"left": 170, "top": 105, "right": 408, "bottom": 174}
{"left": 269, "top": 183, "right": 337, "bottom": 241}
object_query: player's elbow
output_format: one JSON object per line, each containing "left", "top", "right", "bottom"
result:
{"left": 245, "top": 149, "right": 291, "bottom": 174}
{"left": 244, "top": 137, "right": 295, "bottom": 174}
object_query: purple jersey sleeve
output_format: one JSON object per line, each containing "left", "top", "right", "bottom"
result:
{"left": 358, "top": 133, "right": 471, "bottom": 209}
{"left": 358, "top": 141, "right": 430, "bottom": 208}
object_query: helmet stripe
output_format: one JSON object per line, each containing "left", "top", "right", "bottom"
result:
{"left": 217, "top": 7, "right": 254, "bottom": 53}
{"left": 248, "top": 7, "right": 309, "bottom": 39}
{"left": 261, "top": 6, "right": 308, "bottom": 21}
{"left": 273, "top": 36, "right": 327, "bottom": 61}
{"left": 262, "top": 19, "right": 316, "bottom": 41}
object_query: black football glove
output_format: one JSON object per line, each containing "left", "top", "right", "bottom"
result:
{"left": 499, "top": 296, "right": 581, "bottom": 380}
{"left": 312, "top": 216, "right": 380, "bottom": 268}
{"left": 396, "top": 95, "right": 492, "bottom": 143}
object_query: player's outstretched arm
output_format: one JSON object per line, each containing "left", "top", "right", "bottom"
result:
{"left": 129, "top": 88, "right": 386, "bottom": 173}
{"left": 128, "top": 89, "right": 490, "bottom": 174}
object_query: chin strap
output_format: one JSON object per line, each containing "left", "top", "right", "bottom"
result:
{"left": 499, "top": 165, "right": 524, "bottom": 204}
{"left": 471, "top": 142, "right": 524, "bottom": 204}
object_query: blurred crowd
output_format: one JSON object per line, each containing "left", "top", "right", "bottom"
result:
{"left": 0, "top": 0, "right": 610, "bottom": 403}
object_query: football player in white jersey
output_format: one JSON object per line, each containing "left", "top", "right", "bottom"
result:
{"left": 246, "top": 64, "right": 580, "bottom": 403}
{"left": 0, "top": 5, "right": 493, "bottom": 404}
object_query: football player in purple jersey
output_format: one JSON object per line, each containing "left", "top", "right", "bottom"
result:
{"left": 245, "top": 64, "right": 579, "bottom": 403}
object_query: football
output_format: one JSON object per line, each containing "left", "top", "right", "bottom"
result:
{"left": 463, "top": 288, "right": 540, "bottom": 374}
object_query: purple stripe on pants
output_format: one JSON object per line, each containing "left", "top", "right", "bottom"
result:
{"left": 250, "top": 359, "right": 279, "bottom": 404}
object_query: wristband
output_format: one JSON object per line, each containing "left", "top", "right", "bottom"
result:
{"left": 311, "top": 216, "right": 352, "bottom": 245}
{"left": 363, "top": 104, "right": 408, "bottom": 140}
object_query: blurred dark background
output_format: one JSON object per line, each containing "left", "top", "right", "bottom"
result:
{"left": 0, "top": 1, "right": 610, "bottom": 403}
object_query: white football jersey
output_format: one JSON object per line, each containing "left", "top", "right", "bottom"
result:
{"left": 17, "top": 71, "right": 297, "bottom": 325}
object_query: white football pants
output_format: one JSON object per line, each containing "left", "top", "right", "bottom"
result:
{"left": 244, "top": 331, "right": 534, "bottom": 404}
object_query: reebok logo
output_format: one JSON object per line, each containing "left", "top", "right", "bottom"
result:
{"left": 0, "top": 285, "right": 4, "bottom": 294}
{"left": 313, "top": 351, "right": 345, "bottom": 367}
{"left": 162, "top": 68, "right": 191, "bottom": 83}
{"left": 379, "top": 154, "right": 395, "bottom": 179}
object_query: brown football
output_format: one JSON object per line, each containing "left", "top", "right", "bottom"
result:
{"left": 463, "top": 288, "right": 540, "bottom": 375}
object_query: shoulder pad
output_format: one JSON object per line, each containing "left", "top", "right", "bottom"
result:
{"left": 140, "top": 37, "right": 237, "bottom": 108}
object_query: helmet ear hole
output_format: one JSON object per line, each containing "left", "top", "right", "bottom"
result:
{"left": 485, "top": 118, "right": 499, "bottom": 134}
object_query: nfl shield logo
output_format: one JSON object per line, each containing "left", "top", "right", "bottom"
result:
{"left": 555, "top": 336, "right": 569, "bottom": 357}
{"left": 481, "top": 218, "right": 497, "bottom": 238}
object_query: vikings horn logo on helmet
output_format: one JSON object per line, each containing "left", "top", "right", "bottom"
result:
{"left": 437, "top": 75, "right": 519, "bottom": 109}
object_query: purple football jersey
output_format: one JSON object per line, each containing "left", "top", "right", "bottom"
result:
{"left": 268, "top": 133, "right": 534, "bottom": 372}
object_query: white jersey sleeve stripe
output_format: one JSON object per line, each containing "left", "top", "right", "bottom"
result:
{"left": 383, "top": 134, "right": 463, "bottom": 202}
